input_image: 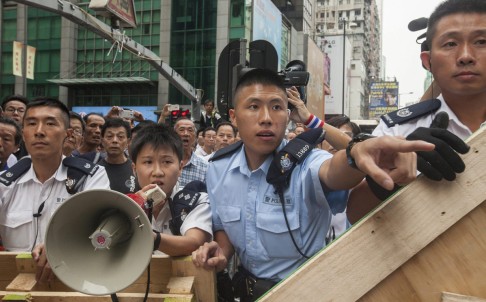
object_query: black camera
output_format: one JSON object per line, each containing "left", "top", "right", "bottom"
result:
{"left": 280, "top": 60, "right": 309, "bottom": 110}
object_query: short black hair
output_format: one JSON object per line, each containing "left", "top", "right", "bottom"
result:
{"left": 130, "top": 123, "right": 183, "bottom": 163}
{"left": 26, "top": 97, "right": 70, "bottom": 129}
{"left": 0, "top": 116, "right": 22, "bottom": 145}
{"left": 83, "top": 112, "right": 104, "bottom": 123}
{"left": 1, "top": 95, "right": 28, "bottom": 110}
{"left": 131, "top": 119, "right": 156, "bottom": 136}
{"left": 426, "top": 0, "right": 486, "bottom": 49}
{"left": 326, "top": 115, "right": 361, "bottom": 137}
{"left": 101, "top": 118, "right": 131, "bottom": 138}
{"left": 234, "top": 68, "right": 286, "bottom": 106}
{"left": 202, "top": 127, "right": 216, "bottom": 137}
{"left": 69, "top": 111, "right": 86, "bottom": 132}
{"left": 204, "top": 99, "right": 214, "bottom": 106}
{"left": 216, "top": 121, "right": 237, "bottom": 137}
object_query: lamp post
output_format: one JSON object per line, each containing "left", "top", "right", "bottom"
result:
{"left": 339, "top": 17, "right": 356, "bottom": 116}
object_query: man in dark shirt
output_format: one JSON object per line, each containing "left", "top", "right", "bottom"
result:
{"left": 98, "top": 118, "right": 137, "bottom": 193}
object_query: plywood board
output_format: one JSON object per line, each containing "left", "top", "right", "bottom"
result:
{"left": 261, "top": 127, "right": 486, "bottom": 301}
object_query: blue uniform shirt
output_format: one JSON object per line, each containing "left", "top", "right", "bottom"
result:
{"left": 207, "top": 141, "right": 347, "bottom": 282}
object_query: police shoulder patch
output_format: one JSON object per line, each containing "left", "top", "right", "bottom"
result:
{"left": 0, "top": 157, "right": 32, "bottom": 186}
{"left": 381, "top": 98, "right": 441, "bottom": 128}
{"left": 209, "top": 141, "right": 243, "bottom": 162}
{"left": 62, "top": 156, "right": 99, "bottom": 176}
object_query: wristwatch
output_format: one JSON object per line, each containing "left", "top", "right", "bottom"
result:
{"left": 346, "top": 133, "right": 375, "bottom": 169}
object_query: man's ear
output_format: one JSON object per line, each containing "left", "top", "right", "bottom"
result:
{"left": 420, "top": 51, "right": 432, "bottom": 71}
{"left": 229, "top": 109, "right": 237, "bottom": 127}
{"left": 132, "top": 161, "right": 137, "bottom": 176}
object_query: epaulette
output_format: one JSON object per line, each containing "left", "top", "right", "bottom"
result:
{"left": 267, "top": 128, "right": 326, "bottom": 190}
{"left": 381, "top": 98, "right": 441, "bottom": 128}
{"left": 209, "top": 141, "right": 243, "bottom": 162}
{"left": 169, "top": 180, "right": 207, "bottom": 235}
{"left": 0, "top": 157, "right": 32, "bottom": 186}
{"left": 63, "top": 157, "right": 99, "bottom": 194}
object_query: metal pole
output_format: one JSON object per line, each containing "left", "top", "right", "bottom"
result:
{"left": 342, "top": 19, "right": 346, "bottom": 116}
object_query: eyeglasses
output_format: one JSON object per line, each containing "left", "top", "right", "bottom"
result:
{"left": 5, "top": 107, "right": 25, "bottom": 114}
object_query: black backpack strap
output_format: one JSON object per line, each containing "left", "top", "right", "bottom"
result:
{"left": 0, "top": 157, "right": 32, "bottom": 186}
{"left": 209, "top": 140, "right": 243, "bottom": 162}
{"left": 169, "top": 180, "right": 208, "bottom": 236}
{"left": 63, "top": 157, "right": 99, "bottom": 194}
{"left": 381, "top": 98, "right": 441, "bottom": 128}
{"left": 266, "top": 128, "right": 326, "bottom": 190}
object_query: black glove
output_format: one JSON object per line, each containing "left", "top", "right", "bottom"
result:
{"left": 406, "top": 112, "right": 470, "bottom": 181}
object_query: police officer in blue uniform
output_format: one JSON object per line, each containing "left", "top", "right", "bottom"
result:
{"left": 192, "top": 69, "right": 436, "bottom": 301}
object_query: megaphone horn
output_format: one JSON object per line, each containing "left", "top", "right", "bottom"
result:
{"left": 45, "top": 189, "right": 153, "bottom": 296}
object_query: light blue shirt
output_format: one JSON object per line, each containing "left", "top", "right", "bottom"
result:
{"left": 207, "top": 141, "right": 347, "bottom": 281}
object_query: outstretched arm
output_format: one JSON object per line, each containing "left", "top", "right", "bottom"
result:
{"left": 319, "top": 136, "right": 435, "bottom": 191}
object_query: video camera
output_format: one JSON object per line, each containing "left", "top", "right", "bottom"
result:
{"left": 279, "top": 60, "right": 310, "bottom": 88}
{"left": 280, "top": 60, "right": 309, "bottom": 110}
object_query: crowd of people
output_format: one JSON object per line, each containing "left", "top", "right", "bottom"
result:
{"left": 0, "top": 0, "right": 484, "bottom": 300}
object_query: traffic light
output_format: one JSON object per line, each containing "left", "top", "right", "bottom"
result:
{"left": 170, "top": 109, "right": 191, "bottom": 126}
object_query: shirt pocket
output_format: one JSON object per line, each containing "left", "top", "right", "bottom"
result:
{"left": 0, "top": 210, "right": 33, "bottom": 229}
{"left": 217, "top": 206, "right": 242, "bottom": 246}
{"left": 256, "top": 211, "right": 302, "bottom": 259}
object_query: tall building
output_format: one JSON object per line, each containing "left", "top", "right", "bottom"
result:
{"left": 0, "top": 0, "right": 324, "bottom": 121}
{"left": 314, "top": 0, "right": 382, "bottom": 119}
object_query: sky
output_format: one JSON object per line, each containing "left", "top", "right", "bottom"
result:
{"left": 382, "top": 0, "right": 443, "bottom": 107}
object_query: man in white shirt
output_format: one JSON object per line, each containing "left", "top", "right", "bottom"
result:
{"left": 0, "top": 98, "right": 110, "bottom": 253}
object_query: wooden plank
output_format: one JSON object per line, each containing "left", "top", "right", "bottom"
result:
{"left": 15, "top": 254, "right": 35, "bottom": 274}
{"left": 1, "top": 291, "right": 193, "bottom": 301}
{"left": 359, "top": 201, "right": 486, "bottom": 301}
{"left": 261, "top": 127, "right": 486, "bottom": 301}
{"left": 172, "top": 256, "right": 217, "bottom": 302}
{"left": 0, "top": 253, "right": 21, "bottom": 290}
{"left": 5, "top": 274, "right": 36, "bottom": 292}
{"left": 442, "top": 292, "right": 486, "bottom": 302}
{"left": 167, "top": 277, "right": 194, "bottom": 294}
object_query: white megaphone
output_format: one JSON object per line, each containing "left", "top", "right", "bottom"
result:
{"left": 45, "top": 189, "right": 153, "bottom": 296}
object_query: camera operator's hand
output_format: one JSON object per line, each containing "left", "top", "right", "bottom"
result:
{"left": 286, "top": 86, "right": 311, "bottom": 123}
{"left": 406, "top": 112, "right": 470, "bottom": 181}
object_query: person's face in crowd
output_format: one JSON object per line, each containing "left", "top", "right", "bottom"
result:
{"left": 175, "top": 119, "right": 196, "bottom": 152}
{"left": 230, "top": 83, "right": 288, "bottom": 165}
{"left": 84, "top": 115, "right": 105, "bottom": 148}
{"left": 287, "top": 132, "right": 297, "bottom": 141}
{"left": 197, "top": 131, "right": 205, "bottom": 147}
{"left": 204, "top": 102, "right": 214, "bottom": 115}
{"left": 339, "top": 124, "right": 354, "bottom": 138}
{"left": 102, "top": 126, "right": 129, "bottom": 159}
{"left": 421, "top": 13, "right": 486, "bottom": 98}
{"left": 234, "top": 131, "right": 241, "bottom": 143}
{"left": 23, "top": 106, "right": 68, "bottom": 161}
{"left": 0, "top": 122, "right": 19, "bottom": 163}
{"left": 385, "top": 92, "right": 397, "bottom": 106}
{"left": 294, "top": 126, "right": 305, "bottom": 135}
{"left": 203, "top": 129, "right": 216, "bottom": 151}
{"left": 63, "top": 118, "right": 83, "bottom": 154}
{"left": 3, "top": 100, "right": 26, "bottom": 124}
{"left": 320, "top": 124, "right": 354, "bottom": 154}
{"left": 132, "top": 144, "right": 182, "bottom": 197}
{"left": 215, "top": 125, "right": 235, "bottom": 150}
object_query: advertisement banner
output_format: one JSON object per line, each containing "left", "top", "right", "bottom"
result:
{"left": 26, "top": 45, "right": 36, "bottom": 80}
{"left": 369, "top": 81, "right": 399, "bottom": 119}
{"left": 13, "top": 41, "right": 23, "bottom": 77}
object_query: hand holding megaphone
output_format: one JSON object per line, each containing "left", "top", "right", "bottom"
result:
{"left": 32, "top": 244, "right": 54, "bottom": 283}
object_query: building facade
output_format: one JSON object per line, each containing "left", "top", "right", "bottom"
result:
{"left": 314, "top": 0, "right": 382, "bottom": 120}
{"left": 1, "top": 0, "right": 323, "bottom": 121}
